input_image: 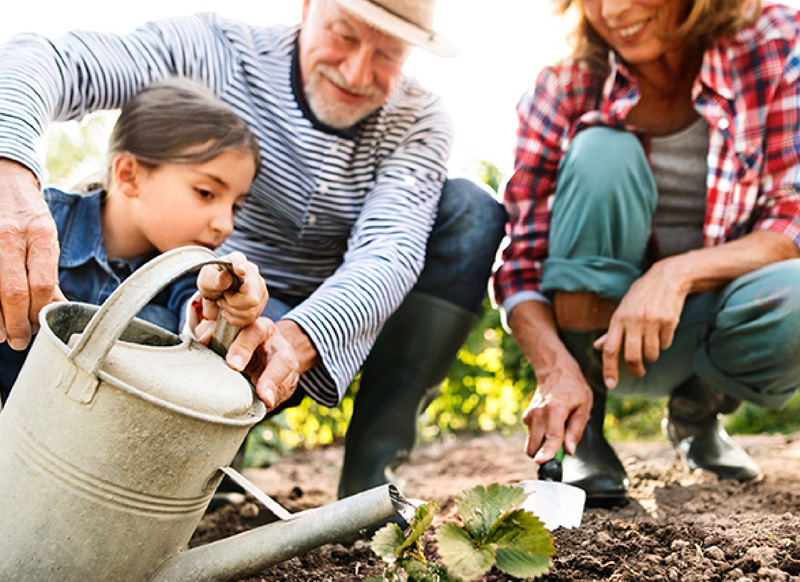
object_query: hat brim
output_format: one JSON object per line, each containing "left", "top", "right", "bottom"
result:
{"left": 331, "top": 0, "right": 459, "bottom": 57}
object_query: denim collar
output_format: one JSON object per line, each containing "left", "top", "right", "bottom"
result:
{"left": 56, "top": 189, "right": 108, "bottom": 270}
{"left": 55, "top": 189, "right": 154, "bottom": 276}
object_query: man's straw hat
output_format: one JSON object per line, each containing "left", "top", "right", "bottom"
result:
{"left": 331, "top": 0, "right": 458, "bottom": 57}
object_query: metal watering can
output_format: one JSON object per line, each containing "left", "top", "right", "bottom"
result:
{"left": 0, "top": 246, "right": 405, "bottom": 581}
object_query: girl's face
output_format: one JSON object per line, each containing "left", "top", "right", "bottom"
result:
{"left": 581, "top": 0, "right": 686, "bottom": 67}
{"left": 130, "top": 149, "right": 256, "bottom": 253}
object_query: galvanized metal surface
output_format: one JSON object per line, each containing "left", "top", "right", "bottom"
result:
{"left": 150, "top": 484, "right": 406, "bottom": 582}
{"left": 0, "top": 247, "right": 408, "bottom": 581}
{"left": 0, "top": 247, "right": 264, "bottom": 581}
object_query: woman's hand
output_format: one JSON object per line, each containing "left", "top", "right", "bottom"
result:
{"left": 594, "top": 259, "right": 689, "bottom": 389}
{"left": 508, "top": 300, "right": 592, "bottom": 462}
{"left": 523, "top": 357, "right": 593, "bottom": 463}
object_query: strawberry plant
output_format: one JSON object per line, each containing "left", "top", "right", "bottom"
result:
{"left": 368, "top": 483, "right": 556, "bottom": 581}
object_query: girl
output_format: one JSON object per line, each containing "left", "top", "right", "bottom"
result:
{"left": 1, "top": 78, "right": 298, "bottom": 408}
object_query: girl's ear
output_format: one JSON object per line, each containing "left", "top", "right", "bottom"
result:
{"left": 112, "top": 153, "right": 141, "bottom": 198}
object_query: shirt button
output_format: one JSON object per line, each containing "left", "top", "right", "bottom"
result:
{"left": 307, "top": 213, "right": 317, "bottom": 226}
{"left": 318, "top": 182, "right": 329, "bottom": 194}
{"left": 717, "top": 117, "right": 730, "bottom": 131}
{"left": 330, "top": 142, "right": 339, "bottom": 154}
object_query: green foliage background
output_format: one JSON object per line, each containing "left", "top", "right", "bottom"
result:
{"left": 46, "top": 118, "right": 800, "bottom": 469}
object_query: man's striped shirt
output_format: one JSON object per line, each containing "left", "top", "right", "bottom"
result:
{"left": 0, "top": 13, "right": 454, "bottom": 406}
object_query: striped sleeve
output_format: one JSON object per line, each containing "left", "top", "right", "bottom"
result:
{"left": 0, "top": 13, "right": 237, "bottom": 182}
{"left": 287, "top": 95, "right": 453, "bottom": 406}
{"left": 0, "top": 14, "right": 454, "bottom": 407}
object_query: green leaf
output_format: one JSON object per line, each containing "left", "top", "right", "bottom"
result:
{"left": 485, "top": 510, "right": 555, "bottom": 579}
{"left": 371, "top": 522, "right": 407, "bottom": 562}
{"left": 436, "top": 522, "right": 496, "bottom": 581}
{"left": 401, "top": 557, "right": 442, "bottom": 582}
{"left": 495, "top": 548, "right": 554, "bottom": 579}
{"left": 455, "top": 483, "right": 529, "bottom": 541}
{"left": 398, "top": 501, "right": 439, "bottom": 555}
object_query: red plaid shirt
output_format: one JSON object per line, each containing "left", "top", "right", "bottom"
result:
{"left": 493, "top": 4, "right": 800, "bottom": 308}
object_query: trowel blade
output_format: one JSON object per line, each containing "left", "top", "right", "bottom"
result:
{"left": 516, "top": 479, "right": 586, "bottom": 531}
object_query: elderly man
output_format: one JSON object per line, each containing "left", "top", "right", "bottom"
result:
{"left": 0, "top": 0, "right": 506, "bottom": 499}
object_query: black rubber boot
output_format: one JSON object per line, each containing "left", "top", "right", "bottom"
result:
{"left": 562, "top": 386, "right": 630, "bottom": 507}
{"left": 337, "top": 291, "right": 477, "bottom": 500}
{"left": 664, "top": 377, "right": 762, "bottom": 482}
{"left": 560, "top": 331, "right": 629, "bottom": 507}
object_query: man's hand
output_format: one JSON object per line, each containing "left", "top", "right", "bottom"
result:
{"left": 0, "top": 159, "right": 59, "bottom": 350}
{"left": 197, "top": 316, "right": 300, "bottom": 410}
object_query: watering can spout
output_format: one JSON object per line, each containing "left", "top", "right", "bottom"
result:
{"left": 149, "top": 484, "right": 407, "bottom": 582}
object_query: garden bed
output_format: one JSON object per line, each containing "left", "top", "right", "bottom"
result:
{"left": 194, "top": 431, "right": 800, "bottom": 581}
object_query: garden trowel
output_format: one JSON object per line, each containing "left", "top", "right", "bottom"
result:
{"left": 517, "top": 448, "right": 586, "bottom": 530}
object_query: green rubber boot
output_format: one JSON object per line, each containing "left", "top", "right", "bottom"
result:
{"left": 337, "top": 291, "right": 478, "bottom": 499}
{"left": 664, "top": 376, "right": 762, "bottom": 482}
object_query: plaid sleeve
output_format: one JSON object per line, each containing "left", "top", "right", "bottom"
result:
{"left": 493, "top": 63, "right": 598, "bottom": 306}
{"left": 753, "top": 15, "right": 800, "bottom": 244}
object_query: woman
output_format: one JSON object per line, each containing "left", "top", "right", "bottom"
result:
{"left": 493, "top": 0, "right": 800, "bottom": 505}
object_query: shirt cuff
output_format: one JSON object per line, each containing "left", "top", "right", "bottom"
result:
{"left": 502, "top": 290, "right": 551, "bottom": 316}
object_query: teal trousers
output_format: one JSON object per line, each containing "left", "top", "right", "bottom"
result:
{"left": 541, "top": 127, "right": 800, "bottom": 409}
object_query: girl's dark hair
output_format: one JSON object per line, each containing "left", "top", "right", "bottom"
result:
{"left": 107, "top": 77, "right": 260, "bottom": 176}
{"left": 553, "top": 0, "right": 761, "bottom": 70}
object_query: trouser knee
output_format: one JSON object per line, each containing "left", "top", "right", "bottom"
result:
{"left": 543, "top": 128, "right": 656, "bottom": 299}
{"left": 697, "top": 259, "right": 800, "bottom": 408}
{"left": 417, "top": 178, "right": 507, "bottom": 313}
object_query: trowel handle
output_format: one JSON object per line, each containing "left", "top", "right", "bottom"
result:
{"left": 538, "top": 447, "right": 565, "bottom": 482}
{"left": 207, "top": 263, "right": 244, "bottom": 357}
{"left": 208, "top": 318, "right": 241, "bottom": 357}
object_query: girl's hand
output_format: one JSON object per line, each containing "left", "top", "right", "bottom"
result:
{"left": 196, "top": 251, "right": 268, "bottom": 327}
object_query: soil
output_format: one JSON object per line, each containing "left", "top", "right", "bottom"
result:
{"left": 193, "top": 431, "right": 800, "bottom": 582}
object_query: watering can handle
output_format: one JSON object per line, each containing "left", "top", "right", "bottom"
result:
{"left": 65, "top": 246, "right": 235, "bottom": 403}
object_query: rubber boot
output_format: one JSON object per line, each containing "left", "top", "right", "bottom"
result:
{"left": 337, "top": 291, "right": 477, "bottom": 500}
{"left": 664, "top": 377, "right": 762, "bottom": 482}
{"left": 562, "top": 384, "right": 630, "bottom": 507}
{"left": 560, "top": 331, "right": 629, "bottom": 507}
